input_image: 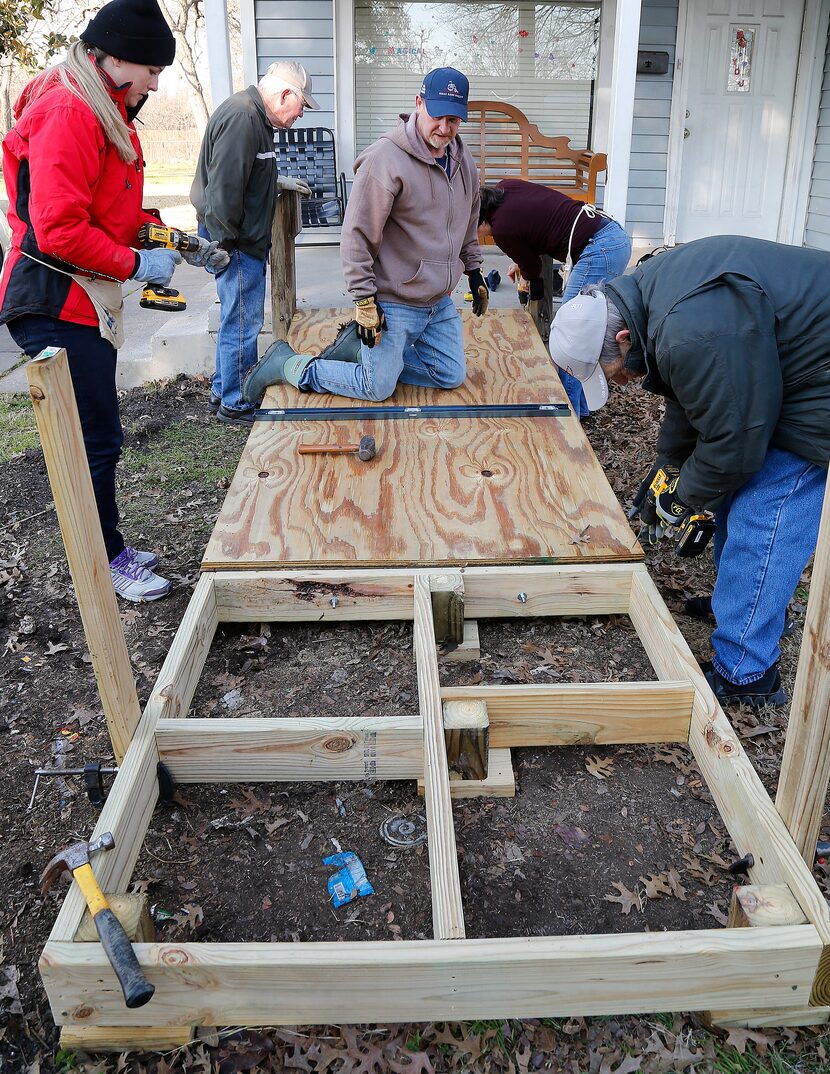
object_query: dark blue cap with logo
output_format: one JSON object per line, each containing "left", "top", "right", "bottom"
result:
{"left": 419, "top": 67, "right": 469, "bottom": 121}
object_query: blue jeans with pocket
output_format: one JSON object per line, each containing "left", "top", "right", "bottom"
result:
{"left": 558, "top": 219, "right": 632, "bottom": 418}
{"left": 7, "top": 314, "right": 125, "bottom": 561}
{"left": 711, "top": 445, "right": 825, "bottom": 684}
{"left": 301, "top": 294, "right": 465, "bottom": 400}
{"left": 199, "top": 225, "right": 266, "bottom": 415}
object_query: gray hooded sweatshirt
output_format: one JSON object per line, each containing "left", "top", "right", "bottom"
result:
{"left": 341, "top": 112, "right": 482, "bottom": 307}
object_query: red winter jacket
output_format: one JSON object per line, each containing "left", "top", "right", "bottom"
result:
{"left": 0, "top": 63, "right": 161, "bottom": 329}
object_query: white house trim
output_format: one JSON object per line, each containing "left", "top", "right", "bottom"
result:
{"left": 334, "top": 0, "right": 357, "bottom": 178}
{"left": 239, "top": 0, "right": 258, "bottom": 87}
{"left": 602, "top": 0, "right": 643, "bottom": 224}
{"left": 592, "top": 0, "right": 617, "bottom": 159}
{"left": 777, "top": 0, "right": 830, "bottom": 245}
{"left": 204, "top": 0, "right": 234, "bottom": 107}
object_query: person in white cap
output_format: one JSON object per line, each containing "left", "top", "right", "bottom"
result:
{"left": 191, "top": 61, "right": 319, "bottom": 425}
{"left": 548, "top": 235, "right": 830, "bottom": 710}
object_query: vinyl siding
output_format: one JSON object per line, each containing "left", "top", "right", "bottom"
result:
{"left": 254, "top": 0, "right": 336, "bottom": 133}
{"left": 625, "top": 0, "right": 678, "bottom": 246}
{"left": 804, "top": 29, "right": 830, "bottom": 251}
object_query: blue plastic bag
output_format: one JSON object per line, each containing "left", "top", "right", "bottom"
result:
{"left": 324, "top": 851, "right": 375, "bottom": 908}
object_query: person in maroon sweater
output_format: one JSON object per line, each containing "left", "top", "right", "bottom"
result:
{"left": 478, "top": 178, "right": 631, "bottom": 417}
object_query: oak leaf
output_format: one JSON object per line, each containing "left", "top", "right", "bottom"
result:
{"left": 586, "top": 755, "right": 616, "bottom": 779}
{"left": 604, "top": 881, "right": 642, "bottom": 914}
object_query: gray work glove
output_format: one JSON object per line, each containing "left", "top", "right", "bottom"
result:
{"left": 276, "top": 175, "right": 313, "bottom": 197}
{"left": 181, "top": 235, "right": 230, "bottom": 273}
{"left": 131, "top": 248, "right": 181, "bottom": 287}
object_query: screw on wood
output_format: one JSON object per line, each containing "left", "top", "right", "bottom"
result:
{"left": 517, "top": 592, "right": 528, "bottom": 603}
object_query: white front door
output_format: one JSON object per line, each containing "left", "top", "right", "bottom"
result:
{"left": 675, "top": 0, "right": 804, "bottom": 242}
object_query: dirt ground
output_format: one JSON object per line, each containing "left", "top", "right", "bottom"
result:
{"left": 1, "top": 373, "right": 828, "bottom": 1074}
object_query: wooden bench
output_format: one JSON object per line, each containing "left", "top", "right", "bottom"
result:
{"left": 466, "top": 100, "right": 607, "bottom": 204}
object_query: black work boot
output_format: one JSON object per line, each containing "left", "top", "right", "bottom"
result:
{"left": 702, "top": 661, "right": 789, "bottom": 709}
{"left": 684, "top": 594, "right": 795, "bottom": 638}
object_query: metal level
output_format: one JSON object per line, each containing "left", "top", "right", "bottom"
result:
{"left": 255, "top": 402, "right": 571, "bottom": 422}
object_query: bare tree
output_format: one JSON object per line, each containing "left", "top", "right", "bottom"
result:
{"left": 158, "top": 0, "right": 210, "bottom": 135}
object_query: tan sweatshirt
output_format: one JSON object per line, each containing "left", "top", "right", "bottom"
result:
{"left": 341, "top": 112, "right": 482, "bottom": 307}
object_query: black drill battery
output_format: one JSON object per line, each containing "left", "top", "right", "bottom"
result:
{"left": 676, "top": 514, "right": 716, "bottom": 558}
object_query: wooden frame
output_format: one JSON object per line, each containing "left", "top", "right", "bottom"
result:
{"left": 39, "top": 563, "right": 830, "bottom": 1045}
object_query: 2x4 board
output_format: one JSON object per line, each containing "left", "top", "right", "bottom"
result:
{"left": 39, "top": 563, "right": 830, "bottom": 1047}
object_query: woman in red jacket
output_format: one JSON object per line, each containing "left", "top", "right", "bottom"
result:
{"left": 0, "top": 0, "right": 221, "bottom": 601}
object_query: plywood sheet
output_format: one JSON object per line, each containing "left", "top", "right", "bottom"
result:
{"left": 203, "top": 308, "right": 642, "bottom": 569}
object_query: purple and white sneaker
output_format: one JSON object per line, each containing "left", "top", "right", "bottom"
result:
{"left": 125, "top": 546, "right": 160, "bottom": 571}
{"left": 109, "top": 548, "right": 171, "bottom": 602}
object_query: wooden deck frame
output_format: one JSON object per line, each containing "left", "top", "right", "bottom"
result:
{"left": 40, "top": 563, "right": 830, "bottom": 1044}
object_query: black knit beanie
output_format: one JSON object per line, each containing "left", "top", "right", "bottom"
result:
{"left": 81, "top": 0, "right": 176, "bottom": 67}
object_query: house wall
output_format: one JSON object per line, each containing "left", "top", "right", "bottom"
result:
{"left": 625, "top": 0, "right": 678, "bottom": 246}
{"left": 804, "top": 29, "right": 830, "bottom": 250}
{"left": 254, "top": 0, "right": 336, "bottom": 132}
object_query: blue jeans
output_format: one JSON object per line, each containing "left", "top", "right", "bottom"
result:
{"left": 711, "top": 445, "right": 825, "bottom": 684}
{"left": 199, "top": 225, "right": 266, "bottom": 414}
{"left": 301, "top": 294, "right": 465, "bottom": 401}
{"left": 8, "top": 314, "right": 125, "bottom": 561}
{"left": 558, "top": 219, "right": 632, "bottom": 418}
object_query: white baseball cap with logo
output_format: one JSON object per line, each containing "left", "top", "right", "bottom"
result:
{"left": 266, "top": 60, "right": 321, "bottom": 110}
{"left": 548, "top": 289, "right": 610, "bottom": 411}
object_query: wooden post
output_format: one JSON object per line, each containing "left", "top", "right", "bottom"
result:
{"left": 269, "top": 191, "right": 301, "bottom": 341}
{"left": 26, "top": 349, "right": 141, "bottom": 763}
{"left": 527, "top": 255, "right": 560, "bottom": 345}
{"left": 776, "top": 475, "right": 830, "bottom": 862}
{"left": 429, "top": 571, "right": 464, "bottom": 646}
{"left": 443, "top": 699, "right": 489, "bottom": 780}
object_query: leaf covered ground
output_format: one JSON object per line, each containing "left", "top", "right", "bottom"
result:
{"left": 1, "top": 374, "right": 829, "bottom": 1074}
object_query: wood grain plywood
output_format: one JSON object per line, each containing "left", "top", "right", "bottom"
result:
{"left": 203, "top": 308, "right": 642, "bottom": 569}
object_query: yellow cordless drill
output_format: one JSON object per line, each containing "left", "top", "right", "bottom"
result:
{"left": 136, "top": 223, "right": 200, "bottom": 312}
{"left": 649, "top": 466, "right": 716, "bottom": 558}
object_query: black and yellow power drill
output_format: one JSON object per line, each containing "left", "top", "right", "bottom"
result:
{"left": 648, "top": 466, "right": 716, "bottom": 558}
{"left": 136, "top": 223, "right": 200, "bottom": 312}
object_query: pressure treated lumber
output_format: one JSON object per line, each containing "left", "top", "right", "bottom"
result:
{"left": 438, "top": 619, "right": 481, "bottom": 663}
{"left": 59, "top": 1026, "right": 194, "bottom": 1053}
{"left": 443, "top": 700, "right": 489, "bottom": 780}
{"left": 440, "top": 682, "right": 693, "bottom": 746}
{"left": 419, "top": 748, "right": 516, "bottom": 799}
{"left": 460, "top": 564, "right": 635, "bottom": 617}
{"left": 776, "top": 476, "right": 830, "bottom": 862}
{"left": 155, "top": 717, "right": 423, "bottom": 782}
{"left": 269, "top": 191, "right": 300, "bottom": 341}
{"left": 26, "top": 349, "right": 141, "bottom": 763}
{"left": 202, "top": 308, "right": 641, "bottom": 569}
{"left": 707, "top": 1006, "right": 830, "bottom": 1029}
{"left": 212, "top": 569, "right": 416, "bottom": 621}
{"left": 74, "top": 894, "right": 155, "bottom": 944}
{"left": 413, "top": 576, "right": 465, "bottom": 939}
{"left": 628, "top": 568, "right": 830, "bottom": 1007}
{"left": 39, "top": 926, "right": 820, "bottom": 1027}
{"left": 728, "top": 885, "right": 808, "bottom": 930}
{"left": 430, "top": 572, "right": 465, "bottom": 645}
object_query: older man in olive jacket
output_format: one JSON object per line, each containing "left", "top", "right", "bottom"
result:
{"left": 549, "top": 234, "right": 830, "bottom": 708}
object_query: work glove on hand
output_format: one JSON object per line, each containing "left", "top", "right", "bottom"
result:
{"left": 181, "top": 235, "right": 230, "bottom": 273}
{"left": 528, "top": 278, "right": 545, "bottom": 302}
{"left": 277, "top": 175, "right": 313, "bottom": 197}
{"left": 628, "top": 462, "right": 678, "bottom": 546}
{"left": 353, "top": 296, "right": 386, "bottom": 348}
{"left": 466, "top": 269, "right": 489, "bottom": 316}
{"left": 131, "top": 248, "right": 182, "bottom": 287}
{"left": 654, "top": 473, "right": 693, "bottom": 529}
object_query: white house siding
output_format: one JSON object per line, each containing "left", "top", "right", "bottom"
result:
{"left": 804, "top": 28, "right": 830, "bottom": 250}
{"left": 625, "top": 0, "right": 678, "bottom": 246}
{"left": 254, "top": 0, "right": 336, "bottom": 133}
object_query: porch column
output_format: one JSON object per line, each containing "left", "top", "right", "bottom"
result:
{"left": 205, "top": 0, "right": 234, "bottom": 108}
{"left": 602, "top": 0, "right": 642, "bottom": 225}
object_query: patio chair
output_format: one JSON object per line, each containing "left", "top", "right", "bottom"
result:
{"left": 274, "top": 126, "right": 348, "bottom": 229}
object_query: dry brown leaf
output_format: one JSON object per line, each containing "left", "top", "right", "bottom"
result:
{"left": 724, "top": 1026, "right": 774, "bottom": 1054}
{"left": 604, "top": 881, "right": 642, "bottom": 914}
{"left": 599, "top": 1055, "right": 643, "bottom": 1074}
{"left": 227, "top": 787, "right": 272, "bottom": 814}
{"left": 586, "top": 754, "right": 616, "bottom": 780}
{"left": 707, "top": 900, "right": 730, "bottom": 925}
{"left": 666, "top": 867, "right": 688, "bottom": 901}
{"left": 172, "top": 901, "right": 203, "bottom": 931}
{"left": 639, "top": 872, "right": 673, "bottom": 900}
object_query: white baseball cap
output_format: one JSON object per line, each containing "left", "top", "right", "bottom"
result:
{"left": 265, "top": 60, "right": 320, "bottom": 110}
{"left": 548, "top": 290, "right": 610, "bottom": 411}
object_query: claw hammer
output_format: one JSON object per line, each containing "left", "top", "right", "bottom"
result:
{"left": 40, "top": 832, "right": 154, "bottom": 1008}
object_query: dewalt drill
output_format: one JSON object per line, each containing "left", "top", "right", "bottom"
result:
{"left": 136, "top": 223, "right": 200, "bottom": 312}
{"left": 648, "top": 466, "right": 716, "bottom": 558}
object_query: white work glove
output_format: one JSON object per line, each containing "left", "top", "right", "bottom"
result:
{"left": 181, "top": 235, "right": 230, "bottom": 273}
{"left": 131, "top": 248, "right": 181, "bottom": 287}
{"left": 277, "top": 175, "right": 312, "bottom": 197}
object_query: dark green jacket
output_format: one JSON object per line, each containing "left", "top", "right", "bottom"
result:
{"left": 606, "top": 235, "right": 830, "bottom": 508}
{"left": 190, "top": 86, "right": 277, "bottom": 259}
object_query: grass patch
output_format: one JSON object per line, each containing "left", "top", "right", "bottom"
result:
{"left": 119, "top": 417, "right": 240, "bottom": 495}
{"left": 0, "top": 394, "right": 38, "bottom": 461}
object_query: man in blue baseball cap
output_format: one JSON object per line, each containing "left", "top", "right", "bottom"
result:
{"left": 242, "top": 66, "right": 487, "bottom": 404}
